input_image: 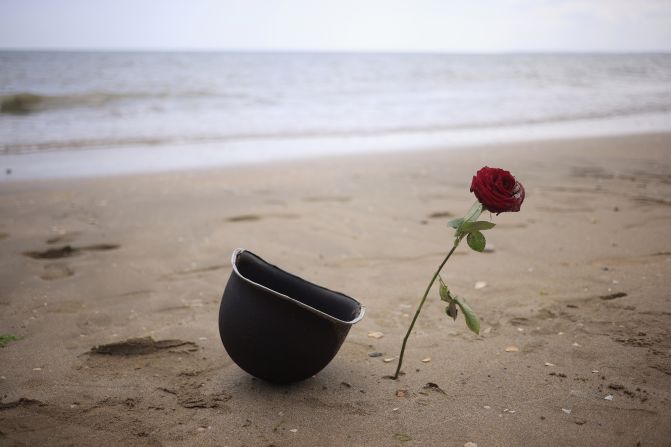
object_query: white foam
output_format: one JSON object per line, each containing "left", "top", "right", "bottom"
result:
{"left": 1, "top": 111, "right": 669, "bottom": 181}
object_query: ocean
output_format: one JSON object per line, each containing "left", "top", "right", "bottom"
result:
{"left": 1, "top": 51, "right": 670, "bottom": 178}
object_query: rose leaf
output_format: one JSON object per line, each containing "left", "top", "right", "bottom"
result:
{"left": 464, "top": 202, "right": 483, "bottom": 223}
{"left": 460, "top": 221, "right": 496, "bottom": 232}
{"left": 452, "top": 296, "right": 480, "bottom": 335}
{"left": 467, "top": 230, "right": 486, "bottom": 252}
{"left": 439, "top": 281, "right": 450, "bottom": 302}
{"left": 447, "top": 217, "right": 464, "bottom": 229}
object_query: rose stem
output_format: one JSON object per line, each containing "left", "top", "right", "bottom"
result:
{"left": 392, "top": 240, "right": 460, "bottom": 380}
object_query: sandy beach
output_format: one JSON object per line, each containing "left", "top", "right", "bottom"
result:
{"left": 0, "top": 132, "right": 670, "bottom": 446}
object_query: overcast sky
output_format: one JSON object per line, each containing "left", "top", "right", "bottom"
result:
{"left": 1, "top": 0, "right": 670, "bottom": 52}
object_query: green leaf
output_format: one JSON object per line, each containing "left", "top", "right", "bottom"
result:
{"left": 463, "top": 201, "right": 483, "bottom": 223}
{"left": 453, "top": 202, "right": 484, "bottom": 238}
{"left": 0, "top": 334, "right": 21, "bottom": 347}
{"left": 447, "top": 218, "right": 464, "bottom": 229}
{"left": 439, "top": 282, "right": 450, "bottom": 302}
{"left": 467, "top": 230, "right": 486, "bottom": 252}
{"left": 452, "top": 296, "right": 480, "bottom": 335}
{"left": 460, "top": 221, "right": 496, "bottom": 232}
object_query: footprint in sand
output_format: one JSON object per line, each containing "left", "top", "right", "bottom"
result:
{"left": 82, "top": 243, "right": 120, "bottom": 251}
{"left": 23, "top": 243, "right": 120, "bottom": 259}
{"left": 0, "top": 398, "right": 45, "bottom": 410}
{"left": 40, "top": 263, "right": 74, "bottom": 280}
{"left": 86, "top": 337, "right": 231, "bottom": 411}
{"left": 90, "top": 337, "right": 199, "bottom": 356}
{"left": 427, "top": 211, "right": 454, "bottom": 219}
{"left": 24, "top": 245, "right": 79, "bottom": 259}
{"left": 225, "top": 213, "right": 298, "bottom": 223}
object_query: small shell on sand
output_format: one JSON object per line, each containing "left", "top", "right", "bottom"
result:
{"left": 474, "top": 281, "right": 488, "bottom": 290}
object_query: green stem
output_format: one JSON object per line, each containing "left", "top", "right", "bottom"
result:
{"left": 392, "top": 239, "right": 461, "bottom": 380}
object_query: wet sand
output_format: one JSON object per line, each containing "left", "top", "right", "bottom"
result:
{"left": 0, "top": 132, "right": 670, "bottom": 446}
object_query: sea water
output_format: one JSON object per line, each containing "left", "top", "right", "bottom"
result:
{"left": 1, "top": 51, "right": 670, "bottom": 178}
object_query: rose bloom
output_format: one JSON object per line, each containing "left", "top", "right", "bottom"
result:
{"left": 470, "top": 167, "right": 525, "bottom": 214}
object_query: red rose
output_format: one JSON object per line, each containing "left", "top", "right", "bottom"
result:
{"left": 470, "top": 167, "right": 525, "bottom": 214}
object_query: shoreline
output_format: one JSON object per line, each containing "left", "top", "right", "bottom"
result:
{"left": 2, "top": 112, "right": 670, "bottom": 182}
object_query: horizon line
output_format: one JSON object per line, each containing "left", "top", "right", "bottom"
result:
{"left": 1, "top": 47, "right": 670, "bottom": 55}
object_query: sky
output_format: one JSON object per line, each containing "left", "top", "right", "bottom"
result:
{"left": 0, "top": 0, "right": 670, "bottom": 52}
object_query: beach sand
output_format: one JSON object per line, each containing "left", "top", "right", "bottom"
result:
{"left": 0, "top": 132, "right": 670, "bottom": 446}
